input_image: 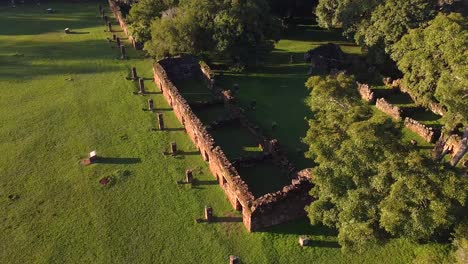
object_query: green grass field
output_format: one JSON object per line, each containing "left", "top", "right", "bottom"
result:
{"left": 0, "top": 2, "right": 452, "bottom": 263}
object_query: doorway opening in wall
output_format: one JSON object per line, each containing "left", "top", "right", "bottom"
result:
{"left": 216, "top": 174, "right": 220, "bottom": 184}
{"left": 204, "top": 151, "right": 209, "bottom": 162}
{"left": 235, "top": 199, "right": 242, "bottom": 211}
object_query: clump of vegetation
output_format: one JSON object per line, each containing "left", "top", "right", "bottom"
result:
{"left": 391, "top": 13, "right": 468, "bottom": 130}
{"left": 125, "top": 0, "right": 280, "bottom": 67}
{"left": 304, "top": 72, "right": 468, "bottom": 252}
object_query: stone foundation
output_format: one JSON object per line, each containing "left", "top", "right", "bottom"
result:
{"left": 153, "top": 56, "right": 314, "bottom": 231}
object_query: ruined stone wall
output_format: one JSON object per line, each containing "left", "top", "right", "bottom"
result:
{"left": 404, "top": 117, "right": 439, "bottom": 143}
{"left": 153, "top": 60, "right": 255, "bottom": 212}
{"left": 153, "top": 56, "right": 314, "bottom": 231}
{"left": 376, "top": 98, "right": 402, "bottom": 121}
{"left": 108, "top": 0, "right": 141, "bottom": 49}
{"left": 357, "top": 82, "right": 376, "bottom": 103}
{"left": 247, "top": 178, "right": 313, "bottom": 231}
{"left": 391, "top": 78, "right": 446, "bottom": 116}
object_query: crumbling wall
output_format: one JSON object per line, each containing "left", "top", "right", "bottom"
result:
{"left": 154, "top": 56, "right": 314, "bottom": 231}
{"left": 246, "top": 177, "right": 314, "bottom": 231}
{"left": 108, "top": 0, "right": 142, "bottom": 49}
{"left": 153, "top": 59, "right": 255, "bottom": 213}
{"left": 376, "top": 98, "right": 402, "bottom": 120}
{"left": 357, "top": 82, "right": 376, "bottom": 103}
{"left": 404, "top": 117, "right": 439, "bottom": 143}
{"left": 391, "top": 78, "right": 446, "bottom": 116}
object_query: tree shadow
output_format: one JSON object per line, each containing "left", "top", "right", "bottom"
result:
{"left": 95, "top": 157, "right": 141, "bottom": 165}
{"left": 309, "top": 240, "right": 340, "bottom": 248}
{"left": 262, "top": 218, "right": 338, "bottom": 237}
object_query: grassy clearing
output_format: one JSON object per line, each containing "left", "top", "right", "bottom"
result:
{"left": 173, "top": 77, "right": 213, "bottom": 103}
{"left": 237, "top": 160, "right": 291, "bottom": 197}
{"left": 0, "top": 2, "right": 451, "bottom": 263}
{"left": 211, "top": 123, "right": 263, "bottom": 160}
{"left": 194, "top": 104, "right": 231, "bottom": 124}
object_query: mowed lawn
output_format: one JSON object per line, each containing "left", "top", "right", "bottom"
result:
{"left": 0, "top": 2, "right": 451, "bottom": 263}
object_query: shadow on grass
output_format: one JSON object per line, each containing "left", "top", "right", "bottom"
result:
{"left": 262, "top": 218, "right": 338, "bottom": 237}
{"left": 310, "top": 240, "right": 340, "bottom": 248}
{"left": 96, "top": 157, "right": 141, "bottom": 165}
{"left": 213, "top": 216, "right": 242, "bottom": 223}
{"left": 192, "top": 179, "right": 218, "bottom": 186}
{"left": 179, "top": 150, "right": 200, "bottom": 155}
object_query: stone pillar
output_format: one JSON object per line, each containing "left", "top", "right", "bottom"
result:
{"left": 116, "top": 37, "right": 121, "bottom": 48}
{"left": 112, "top": 34, "right": 116, "bottom": 41}
{"left": 204, "top": 206, "right": 213, "bottom": 222}
{"left": 120, "top": 45, "right": 126, "bottom": 59}
{"left": 107, "top": 22, "right": 112, "bottom": 32}
{"left": 104, "top": 15, "right": 108, "bottom": 24}
{"left": 185, "top": 170, "right": 193, "bottom": 183}
{"left": 138, "top": 78, "right": 145, "bottom": 94}
{"left": 229, "top": 255, "right": 240, "bottom": 264}
{"left": 148, "top": 99, "right": 154, "bottom": 111}
{"left": 131, "top": 67, "right": 138, "bottom": 80}
{"left": 101, "top": 10, "right": 105, "bottom": 20}
{"left": 170, "top": 142, "right": 177, "bottom": 155}
{"left": 157, "top": 113, "right": 164, "bottom": 130}
{"left": 98, "top": 5, "right": 102, "bottom": 14}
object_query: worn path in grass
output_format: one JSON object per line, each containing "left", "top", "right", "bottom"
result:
{"left": 0, "top": 2, "right": 450, "bottom": 263}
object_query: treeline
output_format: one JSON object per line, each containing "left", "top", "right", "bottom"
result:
{"left": 304, "top": 73, "right": 468, "bottom": 257}
{"left": 315, "top": 0, "right": 467, "bottom": 129}
{"left": 120, "top": 0, "right": 300, "bottom": 68}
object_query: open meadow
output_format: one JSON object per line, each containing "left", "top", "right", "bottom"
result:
{"left": 0, "top": 1, "right": 451, "bottom": 263}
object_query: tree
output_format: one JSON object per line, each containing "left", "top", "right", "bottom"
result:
{"left": 145, "top": 0, "right": 280, "bottom": 67}
{"left": 390, "top": 13, "right": 468, "bottom": 127}
{"left": 304, "top": 73, "right": 468, "bottom": 251}
{"left": 126, "top": 0, "right": 178, "bottom": 43}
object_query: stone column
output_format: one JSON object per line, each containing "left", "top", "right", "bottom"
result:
{"left": 116, "top": 37, "right": 121, "bottom": 48}
{"left": 157, "top": 113, "right": 164, "bottom": 130}
{"left": 204, "top": 206, "right": 213, "bottom": 222}
{"left": 112, "top": 34, "right": 116, "bottom": 41}
{"left": 107, "top": 22, "right": 112, "bottom": 32}
{"left": 101, "top": 10, "right": 105, "bottom": 20}
{"left": 185, "top": 170, "right": 193, "bottom": 183}
{"left": 148, "top": 99, "right": 154, "bottom": 111}
{"left": 104, "top": 15, "right": 108, "bottom": 24}
{"left": 120, "top": 46, "right": 126, "bottom": 59}
{"left": 98, "top": 5, "right": 102, "bottom": 14}
{"left": 138, "top": 78, "right": 145, "bottom": 94}
{"left": 170, "top": 142, "right": 177, "bottom": 155}
{"left": 131, "top": 67, "right": 138, "bottom": 80}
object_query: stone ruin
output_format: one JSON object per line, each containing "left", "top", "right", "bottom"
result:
{"left": 391, "top": 78, "right": 447, "bottom": 116}
{"left": 108, "top": 0, "right": 142, "bottom": 50}
{"left": 356, "top": 82, "right": 375, "bottom": 103}
{"left": 433, "top": 127, "right": 468, "bottom": 166}
{"left": 152, "top": 55, "right": 314, "bottom": 231}
{"left": 375, "top": 98, "right": 402, "bottom": 121}
{"left": 404, "top": 117, "right": 440, "bottom": 143}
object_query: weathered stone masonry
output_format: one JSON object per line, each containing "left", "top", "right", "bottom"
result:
{"left": 153, "top": 56, "right": 314, "bottom": 231}
{"left": 108, "top": 0, "right": 142, "bottom": 49}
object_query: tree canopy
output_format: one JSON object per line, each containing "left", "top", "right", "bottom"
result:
{"left": 391, "top": 13, "right": 468, "bottom": 128}
{"left": 142, "top": 0, "right": 280, "bottom": 66}
{"left": 304, "top": 73, "right": 468, "bottom": 252}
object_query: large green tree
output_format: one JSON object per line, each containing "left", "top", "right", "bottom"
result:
{"left": 126, "top": 0, "right": 178, "bottom": 43}
{"left": 144, "top": 0, "right": 280, "bottom": 66}
{"left": 304, "top": 73, "right": 468, "bottom": 251}
{"left": 390, "top": 13, "right": 468, "bottom": 128}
